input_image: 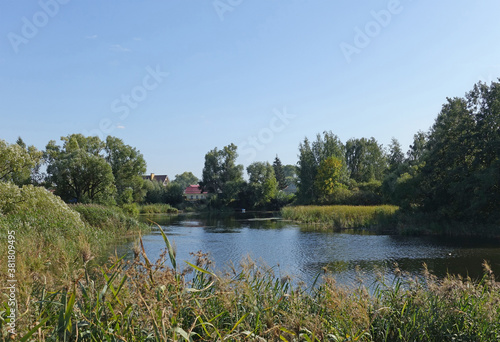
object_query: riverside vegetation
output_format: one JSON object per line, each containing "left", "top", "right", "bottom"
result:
{"left": 1, "top": 78, "right": 500, "bottom": 339}
{"left": 281, "top": 205, "right": 398, "bottom": 230}
{"left": 2, "top": 219, "right": 499, "bottom": 340}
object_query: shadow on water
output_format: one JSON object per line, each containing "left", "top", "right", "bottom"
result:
{"left": 104, "top": 212, "right": 500, "bottom": 288}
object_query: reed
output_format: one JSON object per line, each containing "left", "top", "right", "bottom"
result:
{"left": 0, "top": 184, "right": 149, "bottom": 335}
{"left": 281, "top": 205, "right": 399, "bottom": 229}
{"left": 140, "top": 203, "right": 179, "bottom": 214}
{"left": 4, "top": 225, "right": 499, "bottom": 341}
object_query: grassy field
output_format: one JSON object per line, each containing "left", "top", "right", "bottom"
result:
{"left": 2, "top": 225, "right": 499, "bottom": 341}
{"left": 281, "top": 205, "right": 399, "bottom": 229}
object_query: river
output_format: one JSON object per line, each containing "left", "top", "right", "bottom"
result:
{"left": 109, "top": 213, "right": 500, "bottom": 288}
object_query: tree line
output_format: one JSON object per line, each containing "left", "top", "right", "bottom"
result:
{"left": 0, "top": 134, "right": 200, "bottom": 209}
{"left": 1, "top": 79, "right": 499, "bottom": 224}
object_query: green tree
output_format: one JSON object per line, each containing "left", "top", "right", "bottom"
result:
{"left": 246, "top": 162, "right": 278, "bottom": 208}
{"left": 0, "top": 138, "right": 42, "bottom": 185}
{"left": 387, "top": 137, "right": 405, "bottom": 171}
{"left": 407, "top": 131, "right": 428, "bottom": 165}
{"left": 172, "top": 171, "right": 199, "bottom": 190}
{"left": 199, "top": 143, "right": 244, "bottom": 206}
{"left": 104, "top": 136, "right": 147, "bottom": 204}
{"left": 164, "top": 183, "right": 185, "bottom": 206}
{"left": 46, "top": 134, "right": 115, "bottom": 203}
{"left": 345, "top": 137, "right": 387, "bottom": 183}
{"left": 296, "top": 137, "right": 317, "bottom": 204}
{"left": 272, "top": 155, "right": 288, "bottom": 190}
{"left": 296, "top": 132, "right": 347, "bottom": 204}
{"left": 314, "top": 157, "right": 347, "bottom": 204}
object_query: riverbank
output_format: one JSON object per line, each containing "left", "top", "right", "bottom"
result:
{"left": 2, "top": 187, "right": 500, "bottom": 339}
{"left": 281, "top": 205, "right": 500, "bottom": 238}
{"left": 0, "top": 183, "right": 149, "bottom": 331}
{"left": 281, "top": 205, "right": 399, "bottom": 230}
{"left": 5, "top": 231, "right": 500, "bottom": 341}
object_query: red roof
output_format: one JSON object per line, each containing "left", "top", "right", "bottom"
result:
{"left": 184, "top": 185, "right": 207, "bottom": 195}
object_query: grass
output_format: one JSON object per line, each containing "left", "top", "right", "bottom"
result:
{"left": 2, "top": 224, "right": 499, "bottom": 341}
{"left": 281, "top": 205, "right": 399, "bottom": 229}
{"left": 0, "top": 183, "right": 149, "bottom": 333}
{"left": 140, "top": 203, "right": 179, "bottom": 214}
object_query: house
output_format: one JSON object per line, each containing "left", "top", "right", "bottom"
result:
{"left": 142, "top": 173, "right": 170, "bottom": 186}
{"left": 184, "top": 184, "right": 208, "bottom": 201}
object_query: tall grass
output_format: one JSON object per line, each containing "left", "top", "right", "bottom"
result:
{"left": 282, "top": 205, "right": 399, "bottom": 229}
{"left": 0, "top": 183, "right": 149, "bottom": 336}
{"left": 140, "top": 203, "right": 179, "bottom": 214}
{"left": 4, "top": 223, "right": 499, "bottom": 340}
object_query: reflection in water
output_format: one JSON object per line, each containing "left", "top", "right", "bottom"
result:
{"left": 108, "top": 214, "right": 500, "bottom": 287}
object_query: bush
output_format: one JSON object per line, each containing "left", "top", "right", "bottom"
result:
{"left": 121, "top": 202, "right": 140, "bottom": 217}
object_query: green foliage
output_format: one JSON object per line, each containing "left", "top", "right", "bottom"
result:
{"left": 121, "top": 202, "right": 140, "bottom": 217}
{"left": 46, "top": 134, "right": 116, "bottom": 203}
{"left": 273, "top": 155, "right": 288, "bottom": 190}
{"left": 45, "top": 134, "right": 148, "bottom": 205}
{"left": 387, "top": 137, "right": 405, "bottom": 171}
{"left": 345, "top": 137, "right": 387, "bottom": 183}
{"left": 144, "top": 180, "right": 185, "bottom": 206}
{"left": 104, "top": 136, "right": 147, "bottom": 203}
{"left": 314, "top": 156, "right": 347, "bottom": 204}
{"left": 199, "top": 143, "right": 244, "bottom": 207}
{"left": 0, "top": 182, "right": 148, "bottom": 315}
{"left": 72, "top": 204, "right": 146, "bottom": 230}
{"left": 246, "top": 161, "right": 278, "bottom": 208}
{"left": 172, "top": 171, "right": 199, "bottom": 190}
{"left": 11, "top": 238, "right": 499, "bottom": 341}
{"left": 139, "top": 203, "right": 179, "bottom": 214}
{"left": 281, "top": 204, "right": 398, "bottom": 229}
{"left": 0, "top": 138, "right": 42, "bottom": 185}
{"left": 297, "top": 132, "right": 348, "bottom": 204}
{"left": 389, "top": 80, "right": 500, "bottom": 224}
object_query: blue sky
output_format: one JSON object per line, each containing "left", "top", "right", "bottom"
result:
{"left": 1, "top": 0, "right": 500, "bottom": 178}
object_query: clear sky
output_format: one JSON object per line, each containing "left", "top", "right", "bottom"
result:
{"left": 1, "top": 0, "right": 500, "bottom": 178}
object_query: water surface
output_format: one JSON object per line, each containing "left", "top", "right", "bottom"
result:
{"left": 110, "top": 213, "right": 500, "bottom": 287}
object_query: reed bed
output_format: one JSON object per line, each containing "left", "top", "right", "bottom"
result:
{"left": 281, "top": 205, "right": 399, "bottom": 229}
{"left": 140, "top": 203, "right": 179, "bottom": 214}
{"left": 3, "top": 223, "right": 499, "bottom": 341}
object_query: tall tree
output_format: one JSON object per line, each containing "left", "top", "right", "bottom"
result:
{"left": 46, "top": 134, "right": 115, "bottom": 203}
{"left": 172, "top": 171, "right": 199, "bottom": 190}
{"left": 199, "top": 143, "right": 244, "bottom": 206}
{"left": 407, "top": 131, "right": 428, "bottom": 165}
{"left": 246, "top": 162, "right": 278, "bottom": 208}
{"left": 0, "top": 138, "right": 42, "bottom": 185}
{"left": 296, "top": 131, "right": 347, "bottom": 204}
{"left": 104, "top": 136, "right": 146, "bottom": 203}
{"left": 314, "top": 157, "right": 346, "bottom": 204}
{"left": 296, "top": 137, "right": 317, "bottom": 204}
{"left": 387, "top": 137, "right": 405, "bottom": 171}
{"left": 272, "top": 155, "right": 288, "bottom": 191}
{"left": 345, "top": 137, "right": 387, "bottom": 183}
